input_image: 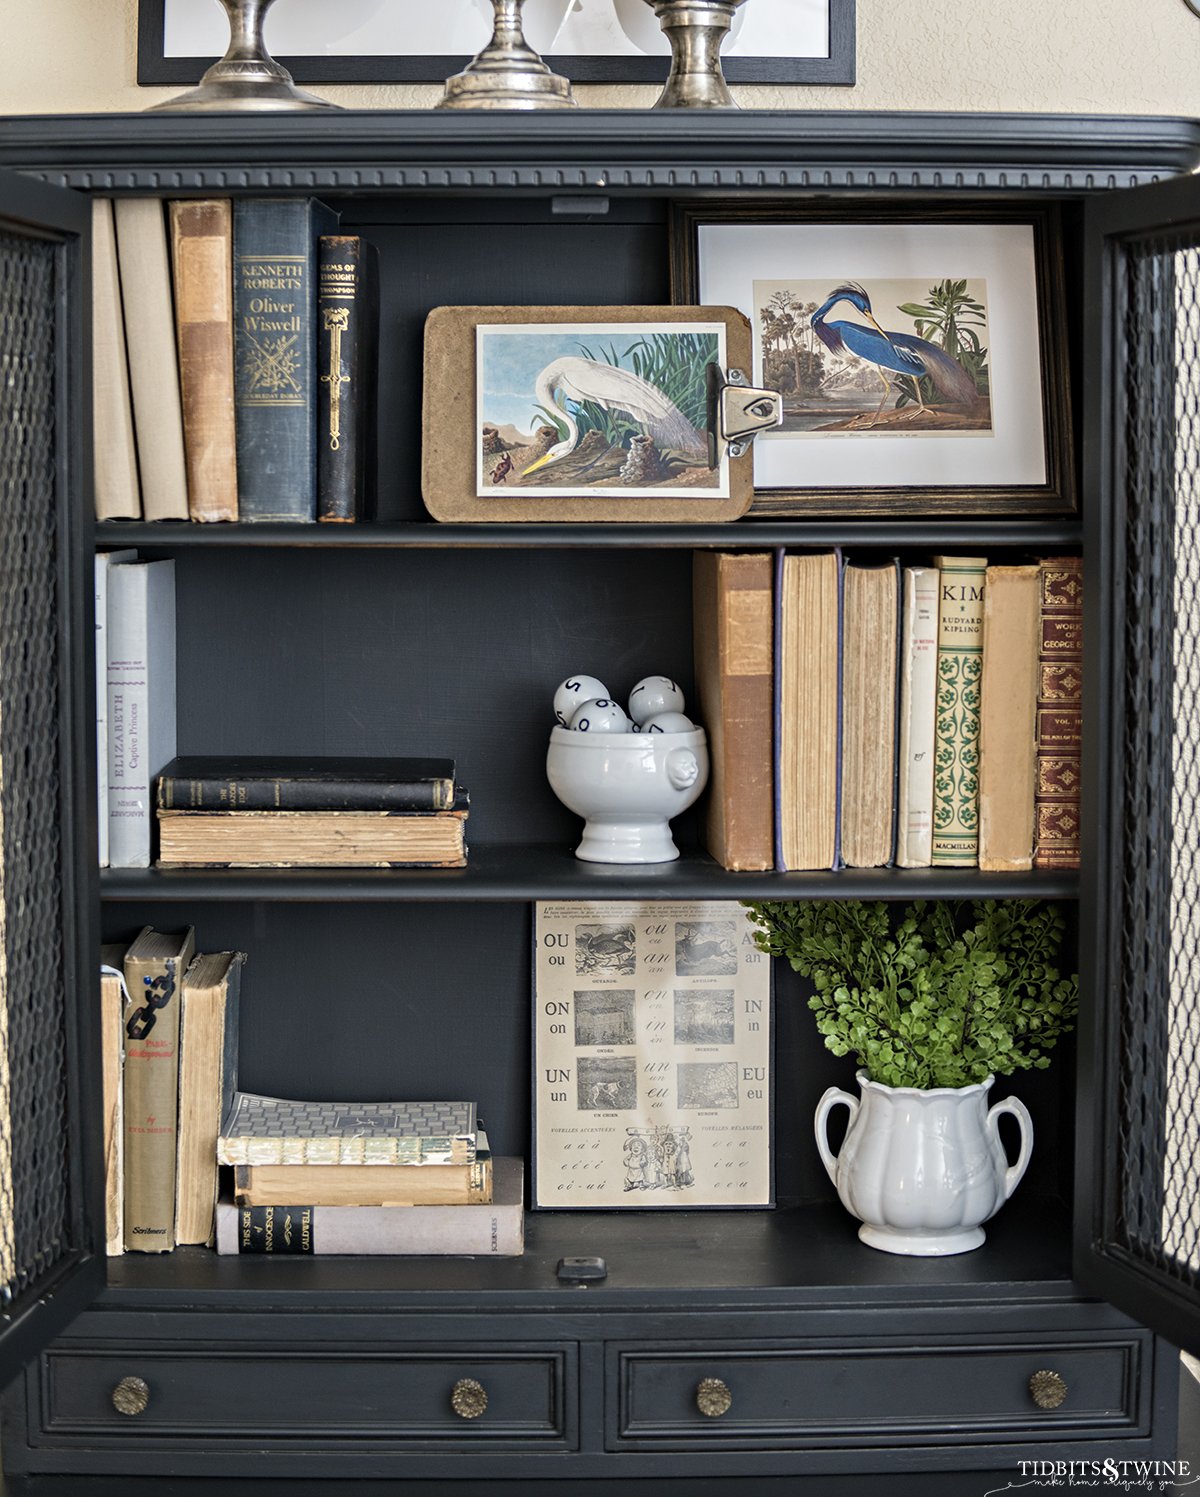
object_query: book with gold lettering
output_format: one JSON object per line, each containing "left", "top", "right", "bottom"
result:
{"left": 979, "top": 564, "right": 1040, "bottom": 872}
{"left": 931, "top": 556, "right": 987, "bottom": 867}
{"left": 317, "top": 234, "right": 378, "bottom": 523}
{"left": 1034, "top": 556, "right": 1083, "bottom": 870}
{"left": 233, "top": 197, "right": 339, "bottom": 522}
{"left": 233, "top": 1131, "right": 492, "bottom": 1208}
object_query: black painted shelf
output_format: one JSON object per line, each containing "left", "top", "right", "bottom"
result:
{"left": 99, "top": 1198, "right": 1075, "bottom": 1310}
{"left": 95, "top": 520, "right": 1084, "bottom": 550}
{"left": 99, "top": 845, "right": 1079, "bottom": 903}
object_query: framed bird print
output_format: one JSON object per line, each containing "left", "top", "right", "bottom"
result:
{"left": 422, "top": 304, "right": 760, "bottom": 523}
{"left": 670, "top": 202, "right": 1074, "bottom": 518}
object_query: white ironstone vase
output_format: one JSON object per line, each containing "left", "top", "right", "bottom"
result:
{"left": 814, "top": 1071, "right": 1033, "bottom": 1256}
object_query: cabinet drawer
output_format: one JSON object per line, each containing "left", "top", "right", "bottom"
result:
{"left": 41, "top": 1347, "right": 573, "bottom": 1447}
{"left": 611, "top": 1337, "right": 1146, "bottom": 1448}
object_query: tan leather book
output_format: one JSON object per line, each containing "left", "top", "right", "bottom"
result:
{"left": 114, "top": 198, "right": 189, "bottom": 520}
{"left": 123, "top": 926, "right": 196, "bottom": 1252}
{"left": 235, "top": 1139, "right": 493, "bottom": 1209}
{"left": 100, "top": 943, "right": 128, "bottom": 1256}
{"left": 91, "top": 199, "right": 141, "bottom": 520}
{"left": 840, "top": 561, "right": 899, "bottom": 869}
{"left": 979, "top": 565, "right": 1040, "bottom": 873}
{"left": 175, "top": 952, "right": 245, "bottom": 1246}
{"left": 692, "top": 551, "right": 774, "bottom": 871}
{"left": 1034, "top": 556, "right": 1083, "bottom": 870}
{"left": 778, "top": 551, "right": 840, "bottom": 871}
{"left": 169, "top": 200, "right": 238, "bottom": 522}
{"left": 157, "top": 807, "right": 468, "bottom": 868}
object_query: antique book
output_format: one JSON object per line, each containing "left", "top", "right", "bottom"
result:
{"left": 840, "top": 560, "right": 900, "bottom": 869}
{"left": 107, "top": 559, "right": 177, "bottom": 869}
{"left": 234, "top": 1131, "right": 493, "bottom": 1208}
{"left": 100, "top": 943, "right": 128, "bottom": 1257}
{"left": 233, "top": 196, "right": 339, "bottom": 522}
{"left": 122, "top": 926, "right": 196, "bottom": 1252}
{"left": 1035, "top": 556, "right": 1084, "bottom": 870}
{"left": 157, "top": 755, "right": 457, "bottom": 813}
{"left": 175, "top": 952, "right": 245, "bottom": 1247}
{"left": 979, "top": 564, "right": 1040, "bottom": 873}
{"left": 156, "top": 804, "right": 468, "bottom": 869}
{"left": 219, "top": 1094, "right": 478, "bottom": 1167}
{"left": 692, "top": 551, "right": 774, "bottom": 871}
{"left": 216, "top": 1157, "right": 523, "bottom": 1257}
{"left": 91, "top": 199, "right": 140, "bottom": 520}
{"left": 113, "top": 197, "right": 189, "bottom": 521}
{"left": 169, "top": 199, "right": 238, "bottom": 523}
{"left": 931, "top": 555, "right": 987, "bottom": 867}
{"left": 776, "top": 550, "right": 842, "bottom": 871}
{"left": 895, "top": 565, "right": 940, "bottom": 869}
{"left": 317, "top": 234, "right": 378, "bottom": 523}
{"left": 94, "top": 549, "right": 137, "bottom": 867}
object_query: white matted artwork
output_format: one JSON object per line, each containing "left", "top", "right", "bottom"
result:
{"left": 160, "top": 0, "right": 828, "bottom": 61}
{"left": 674, "top": 204, "right": 1074, "bottom": 517}
{"left": 533, "top": 901, "right": 772, "bottom": 1210}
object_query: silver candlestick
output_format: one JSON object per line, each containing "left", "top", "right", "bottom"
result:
{"left": 642, "top": 0, "right": 749, "bottom": 109}
{"left": 437, "top": 0, "right": 577, "bottom": 111}
{"left": 149, "top": 0, "right": 339, "bottom": 113}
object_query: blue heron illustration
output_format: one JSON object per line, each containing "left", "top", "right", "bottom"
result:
{"left": 810, "top": 282, "right": 980, "bottom": 428}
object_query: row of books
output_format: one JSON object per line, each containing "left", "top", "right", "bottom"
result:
{"left": 155, "top": 756, "right": 470, "bottom": 868}
{"left": 93, "top": 196, "right": 376, "bottom": 526}
{"left": 103, "top": 926, "right": 521, "bottom": 1257}
{"left": 694, "top": 551, "right": 1082, "bottom": 873}
{"left": 101, "top": 927, "right": 240, "bottom": 1253}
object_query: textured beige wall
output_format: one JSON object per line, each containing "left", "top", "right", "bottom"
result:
{"left": 1, "top": 0, "right": 1199, "bottom": 116}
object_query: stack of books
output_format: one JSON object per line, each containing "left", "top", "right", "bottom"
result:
{"left": 694, "top": 550, "right": 1082, "bottom": 874}
{"left": 93, "top": 195, "right": 376, "bottom": 526}
{"left": 103, "top": 927, "right": 245, "bottom": 1254}
{"left": 214, "top": 1094, "right": 523, "bottom": 1257}
{"left": 154, "top": 756, "right": 469, "bottom": 868}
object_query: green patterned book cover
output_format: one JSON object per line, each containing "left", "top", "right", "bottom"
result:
{"left": 931, "top": 556, "right": 987, "bottom": 866}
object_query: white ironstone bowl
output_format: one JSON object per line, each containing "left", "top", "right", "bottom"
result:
{"left": 546, "top": 725, "right": 709, "bottom": 864}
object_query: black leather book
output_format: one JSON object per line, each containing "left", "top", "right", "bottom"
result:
{"left": 157, "top": 756, "right": 457, "bottom": 812}
{"left": 317, "top": 234, "right": 379, "bottom": 523}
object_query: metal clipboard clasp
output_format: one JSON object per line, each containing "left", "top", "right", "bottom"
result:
{"left": 707, "top": 364, "right": 783, "bottom": 466}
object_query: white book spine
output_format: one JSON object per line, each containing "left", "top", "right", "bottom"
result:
{"left": 114, "top": 198, "right": 190, "bottom": 522}
{"left": 91, "top": 199, "right": 141, "bottom": 521}
{"left": 94, "top": 550, "right": 137, "bottom": 868}
{"left": 896, "top": 566, "right": 940, "bottom": 868}
{"left": 107, "top": 561, "right": 177, "bottom": 868}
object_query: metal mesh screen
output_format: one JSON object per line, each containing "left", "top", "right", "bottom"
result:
{"left": 1114, "top": 234, "right": 1200, "bottom": 1290}
{"left": 0, "top": 228, "right": 72, "bottom": 1305}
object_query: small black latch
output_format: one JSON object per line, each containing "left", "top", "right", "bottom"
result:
{"left": 556, "top": 1255, "right": 608, "bottom": 1283}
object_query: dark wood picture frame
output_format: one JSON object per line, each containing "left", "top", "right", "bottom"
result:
{"left": 670, "top": 200, "right": 1075, "bottom": 519}
{"left": 137, "top": 0, "right": 857, "bottom": 88}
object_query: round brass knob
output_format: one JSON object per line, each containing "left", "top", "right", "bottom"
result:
{"left": 111, "top": 1376, "right": 150, "bottom": 1417}
{"left": 451, "top": 1377, "right": 488, "bottom": 1420}
{"left": 696, "top": 1376, "right": 732, "bottom": 1418}
{"left": 1029, "top": 1369, "right": 1068, "bottom": 1410}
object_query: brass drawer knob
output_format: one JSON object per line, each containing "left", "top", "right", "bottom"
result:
{"left": 111, "top": 1376, "right": 150, "bottom": 1417}
{"left": 1029, "top": 1369, "right": 1068, "bottom": 1410}
{"left": 451, "top": 1377, "right": 488, "bottom": 1419}
{"left": 696, "top": 1376, "right": 732, "bottom": 1418}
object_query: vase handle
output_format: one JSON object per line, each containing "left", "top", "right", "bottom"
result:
{"left": 986, "top": 1095, "right": 1034, "bottom": 1201}
{"left": 814, "top": 1086, "right": 859, "bottom": 1187}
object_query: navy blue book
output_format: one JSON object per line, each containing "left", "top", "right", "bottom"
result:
{"left": 233, "top": 198, "right": 339, "bottom": 522}
{"left": 156, "top": 756, "right": 458, "bottom": 813}
{"left": 317, "top": 235, "right": 379, "bottom": 523}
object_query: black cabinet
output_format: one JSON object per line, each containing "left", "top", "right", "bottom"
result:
{"left": 0, "top": 110, "right": 1197, "bottom": 1485}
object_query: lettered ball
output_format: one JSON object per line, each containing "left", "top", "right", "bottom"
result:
{"left": 641, "top": 711, "right": 695, "bottom": 734}
{"left": 570, "top": 698, "right": 632, "bottom": 733}
{"left": 628, "top": 675, "right": 685, "bottom": 725}
{"left": 554, "top": 675, "right": 609, "bottom": 727}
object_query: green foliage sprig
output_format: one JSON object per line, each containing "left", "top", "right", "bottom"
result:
{"left": 745, "top": 899, "right": 1077, "bottom": 1090}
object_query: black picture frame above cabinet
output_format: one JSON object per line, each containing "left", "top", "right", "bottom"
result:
{"left": 671, "top": 200, "right": 1076, "bottom": 520}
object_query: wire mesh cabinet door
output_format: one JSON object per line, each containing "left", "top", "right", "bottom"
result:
{"left": 1076, "top": 172, "right": 1200, "bottom": 1357}
{"left": 0, "top": 168, "right": 103, "bottom": 1386}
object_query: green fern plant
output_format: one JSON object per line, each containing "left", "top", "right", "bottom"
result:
{"left": 744, "top": 899, "right": 1077, "bottom": 1090}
